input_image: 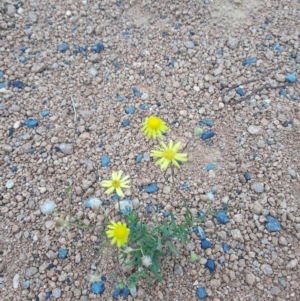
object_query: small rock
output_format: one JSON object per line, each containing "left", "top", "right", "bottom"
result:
{"left": 115, "top": 200, "right": 133, "bottom": 215}
{"left": 201, "top": 239, "right": 212, "bottom": 249}
{"left": 184, "top": 41, "right": 194, "bottom": 49}
{"left": 252, "top": 183, "right": 264, "bottom": 193}
{"left": 236, "top": 88, "right": 245, "bottom": 96}
{"left": 132, "top": 87, "right": 141, "bottom": 97}
{"left": 262, "top": 264, "right": 273, "bottom": 275}
{"left": 196, "top": 287, "right": 207, "bottom": 300}
{"left": 125, "top": 106, "right": 135, "bottom": 114}
{"left": 244, "top": 172, "right": 251, "bottom": 181}
{"left": 28, "top": 12, "right": 38, "bottom": 23}
{"left": 173, "top": 264, "right": 183, "bottom": 275}
{"left": 231, "top": 229, "right": 244, "bottom": 242}
{"left": 13, "top": 274, "right": 19, "bottom": 289}
{"left": 41, "top": 110, "right": 50, "bottom": 117}
{"left": 6, "top": 180, "right": 14, "bottom": 189}
{"left": 32, "top": 63, "right": 46, "bottom": 73}
{"left": 266, "top": 216, "right": 281, "bottom": 232}
{"left": 58, "top": 248, "right": 68, "bottom": 259}
{"left": 216, "top": 211, "right": 229, "bottom": 224}
{"left": 248, "top": 125, "right": 261, "bottom": 135}
{"left": 101, "top": 155, "right": 110, "bottom": 167}
{"left": 25, "top": 119, "right": 39, "bottom": 129}
{"left": 199, "top": 118, "right": 213, "bottom": 127}
{"left": 59, "top": 143, "right": 73, "bottom": 155}
{"left": 90, "top": 68, "right": 98, "bottom": 76}
{"left": 57, "top": 43, "right": 69, "bottom": 52}
{"left": 91, "top": 282, "right": 105, "bottom": 294}
{"left": 285, "top": 74, "right": 296, "bottom": 83}
{"left": 21, "top": 280, "right": 30, "bottom": 289}
{"left": 163, "top": 186, "right": 171, "bottom": 194}
{"left": 286, "top": 259, "right": 298, "bottom": 269}
{"left": 205, "top": 259, "right": 215, "bottom": 273}
{"left": 145, "top": 183, "right": 158, "bottom": 194}
{"left": 227, "top": 36, "right": 239, "bottom": 49}
{"left": 245, "top": 272, "right": 255, "bottom": 286}
{"left": 91, "top": 43, "right": 104, "bottom": 53}
{"left": 279, "top": 236, "right": 288, "bottom": 245}
{"left": 206, "top": 162, "right": 214, "bottom": 171}
{"left": 52, "top": 288, "right": 61, "bottom": 299}
{"left": 25, "top": 267, "right": 38, "bottom": 277}
{"left": 243, "top": 58, "right": 257, "bottom": 66}
{"left": 222, "top": 243, "right": 230, "bottom": 253}
{"left": 201, "top": 131, "right": 215, "bottom": 140}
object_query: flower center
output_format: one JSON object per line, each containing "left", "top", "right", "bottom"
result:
{"left": 164, "top": 149, "right": 174, "bottom": 160}
{"left": 147, "top": 117, "right": 161, "bottom": 129}
{"left": 114, "top": 225, "right": 127, "bottom": 239}
{"left": 112, "top": 180, "right": 121, "bottom": 188}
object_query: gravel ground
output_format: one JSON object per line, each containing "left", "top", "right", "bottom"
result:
{"left": 0, "top": 0, "right": 300, "bottom": 300}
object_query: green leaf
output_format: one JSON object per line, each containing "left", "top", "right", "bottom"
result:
{"left": 149, "top": 265, "right": 164, "bottom": 281}
{"left": 165, "top": 241, "right": 180, "bottom": 258}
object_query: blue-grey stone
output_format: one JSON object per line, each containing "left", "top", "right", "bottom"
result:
{"left": 91, "top": 282, "right": 105, "bottom": 294}
{"left": 253, "top": 183, "right": 264, "bottom": 193}
{"left": 125, "top": 106, "right": 135, "bottom": 114}
{"left": 140, "top": 103, "right": 147, "bottom": 110}
{"left": 145, "top": 203, "right": 156, "bottom": 213}
{"left": 0, "top": 71, "right": 4, "bottom": 78}
{"left": 92, "top": 43, "right": 104, "bottom": 53}
{"left": 200, "top": 118, "right": 213, "bottom": 127}
{"left": 244, "top": 172, "right": 251, "bottom": 181}
{"left": 12, "top": 81, "right": 23, "bottom": 88}
{"left": 196, "top": 226, "right": 206, "bottom": 240}
{"left": 41, "top": 110, "right": 50, "bottom": 117}
{"left": 205, "top": 259, "right": 215, "bottom": 273}
{"left": 116, "top": 0, "right": 122, "bottom": 6}
{"left": 266, "top": 34, "right": 272, "bottom": 40}
{"left": 57, "top": 43, "right": 69, "bottom": 52}
{"left": 201, "top": 239, "right": 212, "bottom": 249}
{"left": 196, "top": 287, "right": 207, "bottom": 300}
{"left": 206, "top": 162, "right": 214, "bottom": 171}
{"left": 289, "top": 169, "right": 297, "bottom": 179}
{"left": 25, "top": 119, "right": 39, "bottom": 129}
{"left": 20, "top": 56, "right": 26, "bottom": 63}
{"left": 181, "top": 183, "right": 188, "bottom": 190}
{"left": 101, "top": 155, "right": 110, "bottom": 167}
{"left": 0, "top": 82, "right": 5, "bottom": 89}
{"left": 197, "top": 211, "right": 205, "bottom": 218}
{"left": 113, "top": 61, "right": 120, "bottom": 67}
{"left": 283, "top": 120, "right": 293, "bottom": 127}
{"left": 58, "top": 248, "right": 68, "bottom": 259}
{"left": 201, "top": 131, "right": 215, "bottom": 140}
{"left": 122, "top": 119, "right": 130, "bottom": 127}
{"left": 236, "top": 87, "right": 245, "bottom": 96}
{"left": 216, "top": 211, "right": 229, "bottom": 224}
{"left": 20, "top": 46, "right": 26, "bottom": 53}
{"left": 145, "top": 183, "right": 158, "bottom": 193}
{"left": 222, "top": 243, "right": 230, "bottom": 253}
{"left": 132, "top": 87, "right": 141, "bottom": 97}
{"left": 52, "top": 288, "right": 61, "bottom": 298}
{"left": 117, "top": 95, "right": 124, "bottom": 102}
{"left": 285, "top": 74, "right": 296, "bottom": 83}
{"left": 279, "top": 88, "right": 287, "bottom": 97}
{"left": 217, "top": 49, "right": 223, "bottom": 56}
{"left": 163, "top": 211, "right": 170, "bottom": 217}
{"left": 272, "top": 44, "right": 283, "bottom": 52}
{"left": 242, "top": 58, "right": 257, "bottom": 66}
{"left": 266, "top": 216, "right": 281, "bottom": 232}
{"left": 135, "top": 154, "right": 143, "bottom": 163}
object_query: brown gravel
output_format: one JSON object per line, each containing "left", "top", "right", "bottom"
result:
{"left": 0, "top": 0, "right": 300, "bottom": 300}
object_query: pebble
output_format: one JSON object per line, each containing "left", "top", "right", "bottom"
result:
{"left": 236, "top": 87, "right": 245, "bottom": 96}
{"left": 115, "top": 199, "right": 133, "bottom": 215}
{"left": 101, "top": 155, "right": 110, "bottom": 167}
{"left": 216, "top": 211, "right": 229, "bottom": 224}
{"left": 13, "top": 274, "right": 19, "bottom": 289}
{"left": 25, "top": 119, "right": 39, "bottom": 129}
{"left": 199, "top": 118, "right": 213, "bottom": 127}
{"left": 135, "top": 154, "right": 143, "bottom": 163}
{"left": 173, "top": 264, "right": 184, "bottom": 275}
{"left": 245, "top": 272, "right": 255, "bottom": 286}
{"left": 5, "top": 180, "right": 14, "bottom": 189}
{"left": 59, "top": 143, "right": 73, "bottom": 155}
{"left": 58, "top": 248, "right": 68, "bottom": 259}
{"left": 205, "top": 259, "right": 215, "bottom": 273}
{"left": 122, "top": 119, "right": 130, "bottom": 127}
{"left": 21, "top": 280, "right": 30, "bottom": 289}
{"left": 125, "top": 106, "right": 135, "bottom": 114}
{"left": 201, "top": 131, "right": 215, "bottom": 140}
{"left": 90, "top": 68, "right": 98, "bottom": 77}
{"left": 231, "top": 229, "right": 244, "bottom": 242}
{"left": 201, "top": 239, "right": 212, "bottom": 249}
{"left": 41, "top": 110, "right": 50, "bottom": 117}
{"left": 206, "top": 162, "right": 214, "bottom": 171}
{"left": 252, "top": 183, "right": 264, "bottom": 193}
{"left": 227, "top": 36, "right": 239, "bottom": 49}
{"left": 288, "top": 169, "right": 297, "bottom": 179}
{"left": 57, "top": 43, "right": 69, "bottom": 52}
{"left": 272, "top": 44, "right": 283, "bottom": 52}
{"left": 25, "top": 267, "right": 38, "bottom": 277}
{"left": 243, "top": 58, "right": 257, "bottom": 66}
{"left": 286, "top": 259, "right": 298, "bottom": 269}
{"left": 222, "top": 243, "right": 230, "bottom": 253}
{"left": 91, "top": 282, "right": 105, "bottom": 294}
{"left": 196, "top": 287, "right": 207, "bottom": 300}
{"left": 285, "top": 73, "right": 296, "bottom": 83}
{"left": 244, "top": 172, "right": 251, "bottom": 181}
{"left": 266, "top": 216, "right": 281, "bottom": 232}
{"left": 132, "top": 87, "right": 141, "bottom": 97}
{"left": 184, "top": 41, "right": 195, "bottom": 49}
{"left": 262, "top": 264, "right": 273, "bottom": 275}
{"left": 52, "top": 288, "right": 61, "bottom": 299}
{"left": 247, "top": 125, "right": 261, "bottom": 135}
{"left": 91, "top": 43, "right": 104, "bottom": 53}
{"left": 145, "top": 183, "right": 158, "bottom": 193}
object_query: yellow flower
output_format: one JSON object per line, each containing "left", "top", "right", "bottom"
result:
{"left": 142, "top": 116, "right": 168, "bottom": 139}
{"left": 151, "top": 140, "right": 187, "bottom": 170}
{"left": 101, "top": 170, "right": 130, "bottom": 198}
{"left": 106, "top": 221, "right": 130, "bottom": 248}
